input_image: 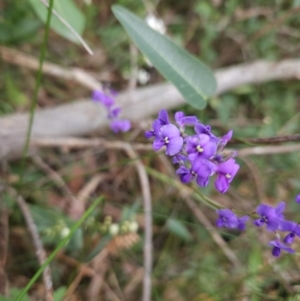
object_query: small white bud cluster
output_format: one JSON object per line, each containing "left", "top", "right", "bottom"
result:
{"left": 99, "top": 216, "right": 139, "bottom": 236}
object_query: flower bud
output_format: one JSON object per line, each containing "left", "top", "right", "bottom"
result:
{"left": 109, "top": 223, "right": 120, "bottom": 236}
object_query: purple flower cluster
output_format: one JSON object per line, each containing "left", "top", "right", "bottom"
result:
{"left": 92, "top": 89, "right": 131, "bottom": 133}
{"left": 216, "top": 195, "right": 300, "bottom": 257}
{"left": 145, "top": 109, "right": 239, "bottom": 193}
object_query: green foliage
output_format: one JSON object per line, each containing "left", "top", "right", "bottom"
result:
{"left": 28, "top": 0, "right": 86, "bottom": 43}
{"left": 166, "top": 218, "right": 192, "bottom": 241}
{"left": 112, "top": 5, "right": 217, "bottom": 110}
{"left": 5, "top": 75, "right": 29, "bottom": 107}
{"left": 0, "top": 1, "right": 40, "bottom": 44}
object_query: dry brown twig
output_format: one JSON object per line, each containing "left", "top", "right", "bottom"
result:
{"left": 31, "top": 156, "right": 82, "bottom": 219}
{"left": 238, "top": 156, "right": 266, "bottom": 202}
{"left": 13, "top": 191, "right": 54, "bottom": 301}
{"left": 0, "top": 46, "right": 101, "bottom": 91}
{"left": 0, "top": 202, "right": 9, "bottom": 296}
{"left": 119, "top": 143, "right": 153, "bottom": 301}
{"left": 33, "top": 136, "right": 300, "bottom": 158}
{"left": 238, "top": 143, "right": 300, "bottom": 157}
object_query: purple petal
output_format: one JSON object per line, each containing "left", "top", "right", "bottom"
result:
{"left": 195, "top": 123, "right": 211, "bottom": 135}
{"left": 238, "top": 216, "right": 249, "bottom": 231}
{"left": 216, "top": 209, "right": 239, "bottom": 228}
{"left": 228, "top": 162, "right": 240, "bottom": 183}
{"left": 108, "top": 107, "right": 121, "bottom": 119}
{"left": 202, "top": 141, "right": 217, "bottom": 159}
{"left": 145, "top": 131, "right": 155, "bottom": 139}
{"left": 173, "top": 154, "right": 188, "bottom": 164}
{"left": 110, "top": 120, "right": 131, "bottom": 133}
{"left": 256, "top": 204, "right": 275, "bottom": 217}
{"left": 269, "top": 240, "right": 295, "bottom": 255}
{"left": 198, "top": 134, "right": 210, "bottom": 146}
{"left": 215, "top": 174, "right": 229, "bottom": 194}
{"left": 272, "top": 246, "right": 281, "bottom": 257}
{"left": 217, "top": 159, "right": 237, "bottom": 175}
{"left": 176, "top": 166, "right": 189, "bottom": 175}
{"left": 222, "top": 130, "right": 233, "bottom": 143}
{"left": 279, "top": 220, "right": 296, "bottom": 232}
{"left": 92, "top": 90, "right": 115, "bottom": 107}
{"left": 293, "top": 225, "right": 300, "bottom": 237}
{"left": 194, "top": 159, "right": 215, "bottom": 178}
{"left": 174, "top": 111, "right": 185, "bottom": 126}
{"left": 166, "top": 136, "right": 183, "bottom": 156}
{"left": 180, "top": 173, "right": 193, "bottom": 183}
{"left": 152, "top": 140, "right": 165, "bottom": 151}
{"left": 275, "top": 201, "right": 285, "bottom": 218}
{"left": 196, "top": 175, "right": 210, "bottom": 187}
{"left": 182, "top": 116, "right": 198, "bottom": 126}
{"left": 216, "top": 217, "right": 224, "bottom": 228}
{"left": 161, "top": 124, "right": 181, "bottom": 139}
{"left": 284, "top": 233, "right": 295, "bottom": 244}
{"left": 253, "top": 219, "right": 263, "bottom": 227}
{"left": 266, "top": 219, "right": 279, "bottom": 232}
{"left": 296, "top": 194, "right": 300, "bottom": 204}
{"left": 158, "top": 109, "right": 170, "bottom": 125}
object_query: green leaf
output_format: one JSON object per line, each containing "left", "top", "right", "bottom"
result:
{"left": 166, "top": 218, "right": 192, "bottom": 241}
{"left": 28, "top": 0, "right": 86, "bottom": 43}
{"left": 112, "top": 5, "right": 216, "bottom": 110}
{"left": 53, "top": 287, "right": 67, "bottom": 301}
{"left": 112, "top": 5, "right": 216, "bottom": 109}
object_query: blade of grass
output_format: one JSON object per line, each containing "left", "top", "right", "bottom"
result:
{"left": 14, "top": 196, "right": 104, "bottom": 301}
{"left": 19, "top": 0, "right": 55, "bottom": 183}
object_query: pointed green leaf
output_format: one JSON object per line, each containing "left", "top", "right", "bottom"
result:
{"left": 112, "top": 5, "right": 216, "bottom": 110}
{"left": 29, "top": 0, "right": 85, "bottom": 43}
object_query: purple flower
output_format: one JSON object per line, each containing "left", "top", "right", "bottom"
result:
{"left": 92, "top": 90, "right": 115, "bottom": 107}
{"left": 275, "top": 201, "right": 285, "bottom": 219}
{"left": 194, "top": 123, "right": 219, "bottom": 143}
{"left": 110, "top": 120, "right": 131, "bottom": 133}
{"left": 238, "top": 216, "right": 249, "bottom": 231}
{"left": 157, "top": 109, "right": 170, "bottom": 126}
{"left": 269, "top": 240, "right": 295, "bottom": 257}
{"left": 172, "top": 153, "right": 188, "bottom": 165}
{"left": 280, "top": 220, "right": 300, "bottom": 244}
{"left": 214, "top": 159, "right": 239, "bottom": 194}
{"left": 216, "top": 130, "right": 233, "bottom": 154}
{"left": 176, "top": 159, "right": 215, "bottom": 187}
{"left": 253, "top": 204, "right": 281, "bottom": 231}
{"left": 145, "top": 110, "right": 170, "bottom": 139}
{"left": 108, "top": 107, "right": 121, "bottom": 119}
{"left": 153, "top": 124, "right": 183, "bottom": 156}
{"left": 216, "top": 209, "right": 239, "bottom": 229}
{"left": 174, "top": 111, "right": 198, "bottom": 128}
{"left": 296, "top": 194, "right": 300, "bottom": 204}
{"left": 145, "top": 120, "right": 162, "bottom": 139}
{"left": 186, "top": 134, "right": 217, "bottom": 162}
{"left": 222, "top": 130, "right": 233, "bottom": 144}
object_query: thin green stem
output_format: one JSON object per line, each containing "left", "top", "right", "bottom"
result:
{"left": 14, "top": 196, "right": 103, "bottom": 301}
{"left": 19, "top": 0, "right": 55, "bottom": 183}
{"left": 145, "top": 166, "right": 223, "bottom": 210}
